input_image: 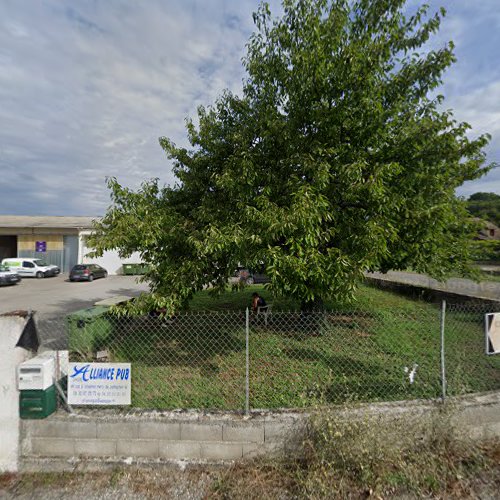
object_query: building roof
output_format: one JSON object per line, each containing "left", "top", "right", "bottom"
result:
{"left": 471, "top": 217, "right": 500, "bottom": 241}
{"left": 0, "top": 215, "right": 97, "bottom": 229}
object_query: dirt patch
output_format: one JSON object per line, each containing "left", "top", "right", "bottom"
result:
{"left": 0, "top": 467, "right": 218, "bottom": 500}
{"left": 3, "top": 441, "right": 500, "bottom": 500}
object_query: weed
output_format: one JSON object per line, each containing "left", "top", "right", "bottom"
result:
{"left": 210, "top": 406, "right": 500, "bottom": 499}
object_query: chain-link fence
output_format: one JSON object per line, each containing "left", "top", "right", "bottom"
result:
{"left": 445, "top": 302, "right": 500, "bottom": 396}
{"left": 37, "top": 301, "right": 500, "bottom": 412}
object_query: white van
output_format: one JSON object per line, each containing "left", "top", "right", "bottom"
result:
{"left": 1, "top": 258, "right": 60, "bottom": 278}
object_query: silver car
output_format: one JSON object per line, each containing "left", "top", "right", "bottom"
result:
{"left": 0, "top": 264, "right": 21, "bottom": 286}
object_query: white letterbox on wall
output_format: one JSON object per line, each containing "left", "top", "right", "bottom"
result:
{"left": 17, "top": 356, "right": 55, "bottom": 391}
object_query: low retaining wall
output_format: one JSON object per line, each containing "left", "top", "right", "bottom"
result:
{"left": 20, "top": 392, "right": 500, "bottom": 471}
{"left": 365, "top": 275, "right": 500, "bottom": 306}
{"left": 20, "top": 410, "right": 303, "bottom": 470}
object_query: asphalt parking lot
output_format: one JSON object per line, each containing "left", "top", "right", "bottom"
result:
{"left": 0, "top": 274, "right": 150, "bottom": 318}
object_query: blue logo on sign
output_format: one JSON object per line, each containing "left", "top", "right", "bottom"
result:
{"left": 70, "top": 364, "right": 92, "bottom": 381}
{"left": 70, "top": 364, "right": 129, "bottom": 382}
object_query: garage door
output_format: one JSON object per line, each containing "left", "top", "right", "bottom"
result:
{"left": 63, "top": 236, "right": 79, "bottom": 273}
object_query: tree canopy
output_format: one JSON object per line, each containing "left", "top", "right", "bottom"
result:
{"left": 469, "top": 192, "right": 500, "bottom": 203}
{"left": 90, "top": 0, "right": 493, "bottom": 313}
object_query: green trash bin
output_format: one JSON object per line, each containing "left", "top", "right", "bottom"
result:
{"left": 67, "top": 306, "right": 113, "bottom": 357}
{"left": 135, "top": 263, "right": 150, "bottom": 275}
{"left": 122, "top": 263, "right": 136, "bottom": 275}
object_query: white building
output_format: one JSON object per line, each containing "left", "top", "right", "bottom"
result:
{"left": 0, "top": 215, "right": 141, "bottom": 275}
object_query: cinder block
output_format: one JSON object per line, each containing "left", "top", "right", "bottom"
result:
{"left": 180, "top": 423, "right": 222, "bottom": 441}
{"left": 243, "top": 442, "right": 283, "bottom": 458}
{"left": 455, "top": 406, "right": 494, "bottom": 428}
{"left": 201, "top": 442, "right": 243, "bottom": 460}
{"left": 31, "top": 438, "right": 74, "bottom": 457}
{"left": 20, "top": 433, "right": 32, "bottom": 457}
{"left": 284, "top": 436, "right": 304, "bottom": 456}
{"left": 27, "top": 420, "right": 97, "bottom": 439}
{"left": 223, "top": 423, "right": 264, "bottom": 443}
{"left": 265, "top": 421, "right": 304, "bottom": 456}
{"left": 138, "top": 421, "right": 181, "bottom": 440}
{"left": 465, "top": 425, "right": 485, "bottom": 440}
{"left": 116, "top": 439, "right": 159, "bottom": 458}
{"left": 74, "top": 439, "right": 117, "bottom": 457}
{"left": 470, "top": 393, "right": 500, "bottom": 406}
{"left": 264, "top": 421, "right": 293, "bottom": 442}
{"left": 242, "top": 443, "right": 261, "bottom": 458}
{"left": 159, "top": 441, "right": 201, "bottom": 460}
{"left": 483, "top": 422, "right": 500, "bottom": 439}
{"left": 97, "top": 422, "right": 139, "bottom": 439}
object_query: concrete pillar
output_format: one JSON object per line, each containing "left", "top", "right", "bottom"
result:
{"left": 0, "top": 313, "right": 34, "bottom": 472}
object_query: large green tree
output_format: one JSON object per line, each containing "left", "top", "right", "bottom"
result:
{"left": 90, "top": 0, "right": 493, "bottom": 313}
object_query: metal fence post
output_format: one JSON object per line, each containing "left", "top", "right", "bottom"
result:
{"left": 440, "top": 300, "right": 447, "bottom": 401}
{"left": 245, "top": 307, "right": 250, "bottom": 415}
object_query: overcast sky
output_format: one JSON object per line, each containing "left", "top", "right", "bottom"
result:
{"left": 1, "top": 0, "right": 499, "bottom": 216}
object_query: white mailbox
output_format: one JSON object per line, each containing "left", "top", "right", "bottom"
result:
{"left": 18, "top": 356, "right": 55, "bottom": 391}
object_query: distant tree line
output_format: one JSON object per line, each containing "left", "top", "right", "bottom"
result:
{"left": 466, "top": 193, "right": 500, "bottom": 262}
{"left": 466, "top": 192, "right": 500, "bottom": 227}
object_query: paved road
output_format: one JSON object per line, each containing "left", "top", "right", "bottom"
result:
{"left": 367, "top": 271, "right": 500, "bottom": 302}
{"left": 0, "top": 274, "right": 150, "bottom": 318}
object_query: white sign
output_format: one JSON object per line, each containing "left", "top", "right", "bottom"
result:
{"left": 68, "top": 362, "right": 131, "bottom": 405}
{"left": 485, "top": 313, "right": 500, "bottom": 355}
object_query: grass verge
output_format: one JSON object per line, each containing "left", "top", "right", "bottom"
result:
{"left": 211, "top": 408, "right": 500, "bottom": 499}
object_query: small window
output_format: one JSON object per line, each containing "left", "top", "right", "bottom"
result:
{"left": 490, "top": 229, "right": 495, "bottom": 237}
{"left": 23, "top": 261, "right": 35, "bottom": 268}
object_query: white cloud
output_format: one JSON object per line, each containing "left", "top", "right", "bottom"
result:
{"left": 0, "top": 0, "right": 263, "bottom": 215}
{"left": 450, "top": 81, "right": 500, "bottom": 145}
{"left": 0, "top": 0, "right": 498, "bottom": 216}
{"left": 423, "top": 0, "right": 500, "bottom": 196}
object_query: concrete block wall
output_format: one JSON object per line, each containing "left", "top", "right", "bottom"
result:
{"left": 21, "top": 412, "right": 303, "bottom": 466}
{"left": 20, "top": 392, "right": 500, "bottom": 469}
{"left": 452, "top": 392, "right": 500, "bottom": 440}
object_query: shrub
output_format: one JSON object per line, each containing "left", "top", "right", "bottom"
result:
{"left": 471, "top": 240, "right": 500, "bottom": 262}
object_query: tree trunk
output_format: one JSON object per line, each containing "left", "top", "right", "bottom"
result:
{"left": 300, "top": 297, "right": 324, "bottom": 335}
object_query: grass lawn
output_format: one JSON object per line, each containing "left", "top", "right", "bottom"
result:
{"left": 81, "top": 283, "right": 500, "bottom": 410}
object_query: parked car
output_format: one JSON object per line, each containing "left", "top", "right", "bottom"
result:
{"left": 1, "top": 258, "right": 59, "bottom": 278}
{"left": 0, "top": 264, "right": 21, "bottom": 286}
{"left": 234, "top": 266, "right": 270, "bottom": 285}
{"left": 69, "top": 264, "right": 108, "bottom": 282}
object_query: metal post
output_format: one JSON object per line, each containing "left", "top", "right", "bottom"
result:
{"left": 440, "top": 300, "right": 447, "bottom": 401}
{"left": 245, "top": 307, "right": 250, "bottom": 415}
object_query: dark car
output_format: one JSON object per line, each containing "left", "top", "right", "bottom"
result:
{"left": 69, "top": 264, "right": 108, "bottom": 282}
